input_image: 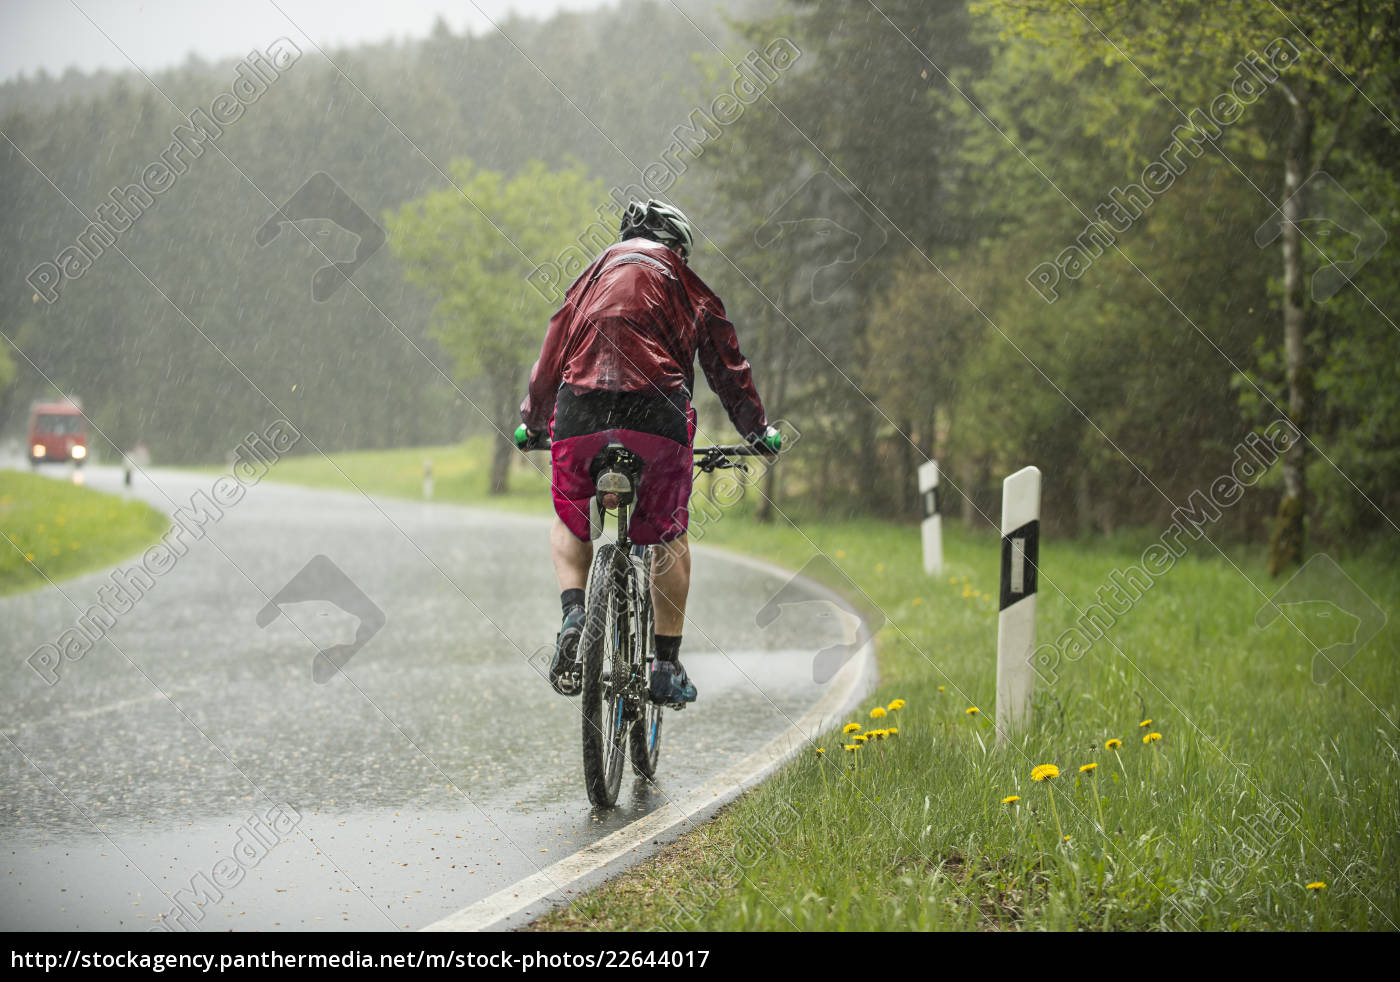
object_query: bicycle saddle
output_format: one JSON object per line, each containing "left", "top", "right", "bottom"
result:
{"left": 589, "top": 442, "right": 645, "bottom": 509}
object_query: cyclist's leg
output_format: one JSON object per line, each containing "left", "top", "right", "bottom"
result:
{"left": 548, "top": 514, "right": 590, "bottom": 695}
{"left": 617, "top": 413, "right": 698, "bottom": 704}
{"left": 649, "top": 533, "right": 696, "bottom": 703}
{"left": 547, "top": 404, "right": 608, "bottom": 696}
{"left": 650, "top": 534, "right": 689, "bottom": 635}
{"left": 647, "top": 528, "right": 697, "bottom": 704}
{"left": 551, "top": 514, "right": 592, "bottom": 592}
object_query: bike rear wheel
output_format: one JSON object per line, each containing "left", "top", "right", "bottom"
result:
{"left": 580, "top": 544, "right": 629, "bottom": 807}
{"left": 631, "top": 701, "right": 664, "bottom": 778}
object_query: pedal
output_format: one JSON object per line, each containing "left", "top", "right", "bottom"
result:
{"left": 552, "top": 668, "right": 582, "bottom": 697}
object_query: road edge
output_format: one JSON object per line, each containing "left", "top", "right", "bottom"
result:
{"left": 420, "top": 548, "right": 878, "bottom": 933}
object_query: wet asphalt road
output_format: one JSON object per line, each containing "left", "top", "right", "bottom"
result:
{"left": 1, "top": 462, "right": 851, "bottom": 931}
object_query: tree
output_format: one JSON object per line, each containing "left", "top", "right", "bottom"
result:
{"left": 701, "top": 0, "right": 988, "bottom": 518}
{"left": 866, "top": 254, "right": 982, "bottom": 517}
{"left": 386, "top": 158, "right": 604, "bottom": 493}
{"left": 972, "top": 0, "right": 1400, "bottom": 570}
{"left": 0, "top": 338, "right": 15, "bottom": 398}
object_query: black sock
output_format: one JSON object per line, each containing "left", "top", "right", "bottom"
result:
{"left": 561, "top": 588, "right": 584, "bottom": 613}
{"left": 655, "top": 635, "right": 682, "bottom": 663}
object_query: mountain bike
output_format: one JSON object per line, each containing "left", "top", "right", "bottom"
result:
{"left": 517, "top": 429, "right": 775, "bottom": 807}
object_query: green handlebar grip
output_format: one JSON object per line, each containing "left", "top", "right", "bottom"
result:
{"left": 764, "top": 429, "right": 782, "bottom": 452}
{"left": 514, "top": 424, "right": 529, "bottom": 448}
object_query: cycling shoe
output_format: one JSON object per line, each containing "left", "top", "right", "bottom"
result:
{"left": 550, "top": 606, "right": 586, "bottom": 696}
{"left": 649, "top": 659, "right": 697, "bottom": 708}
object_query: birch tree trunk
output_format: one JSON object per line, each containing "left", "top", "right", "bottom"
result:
{"left": 1269, "top": 89, "right": 1313, "bottom": 576}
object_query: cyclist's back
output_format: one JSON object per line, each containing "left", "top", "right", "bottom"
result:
{"left": 521, "top": 237, "right": 764, "bottom": 439}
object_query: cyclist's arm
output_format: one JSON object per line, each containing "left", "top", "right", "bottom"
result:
{"left": 696, "top": 301, "right": 767, "bottom": 442}
{"left": 520, "top": 304, "right": 571, "bottom": 433}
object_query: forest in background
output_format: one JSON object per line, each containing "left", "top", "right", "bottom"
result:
{"left": 2, "top": 0, "right": 1397, "bottom": 563}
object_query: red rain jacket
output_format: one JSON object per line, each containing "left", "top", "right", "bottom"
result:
{"left": 520, "top": 238, "right": 767, "bottom": 441}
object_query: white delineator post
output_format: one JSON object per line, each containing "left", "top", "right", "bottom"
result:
{"left": 996, "top": 465, "right": 1041, "bottom": 745}
{"left": 918, "top": 460, "right": 943, "bottom": 576}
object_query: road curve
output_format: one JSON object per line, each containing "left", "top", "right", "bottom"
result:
{"left": 1, "top": 461, "right": 873, "bottom": 931}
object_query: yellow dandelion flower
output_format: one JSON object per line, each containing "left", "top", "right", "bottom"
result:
{"left": 937, "top": 685, "right": 946, "bottom": 692}
{"left": 961, "top": 589, "right": 972, "bottom": 598}
{"left": 875, "top": 563, "right": 885, "bottom": 573}
{"left": 25, "top": 553, "right": 35, "bottom": 563}
{"left": 869, "top": 706, "right": 887, "bottom": 719}
{"left": 1030, "top": 764, "right": 1059, "bottom": 782}
{"left": 965, "top": 706, "right": 979, "bottom": 716}
{"left": 1079, "top": 762, "right": 1098, "bottom": 773}
{"left": 888, "top": 699, "right": 906, "bottom": 711}
{"left": 1139, "top": 719, "right": 1153, "bottom": 728}
{"left": 854, "top": 734, "right": 869, "bottom": 744}
{"left": 1306, "top": 881, "right": 1326, "bottom": 891}
{"left": 912, "top": 597, "right": 923, "bottom": 606}
{"left": 1105, "top": 738, "right": 1123, "bottom": 750}
{"left": 836, "top": 549, "right": 847, "bottom": 559}
{"left": 843, "top": 744, "right": 859, "bottom": 752}
{"left": 815, "top": 748, "right": 826, "bottom": 755}
{"left": 1063, "top": 835, "right": 1071, "bottom": 841}
{"left": 1143, "top": 732, "right": 1162, "bottom": 744}
{"left": 1001, "top": 795, "right": 1021, "bottom": 805}
{"left": 842, "top": 722, "right": 862, "bottom": 734}
{"left": 887, "top": 727, "right": 899, "bottom": 736}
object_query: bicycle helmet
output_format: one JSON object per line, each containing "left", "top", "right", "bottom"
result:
{"left": 619, "top": 199, "right": 694, "bottom": 259}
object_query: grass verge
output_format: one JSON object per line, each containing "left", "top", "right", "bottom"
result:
{"left": 0, "top": 470, "right": 169, "bottom": 596}
{"left": 257, "top": 435, "right": 552, "bottom": 513}
{"left": 254, "top": 441, "right": 1400, "bottom": 930}
{"left": 539, "top": 503, "right": 1399, "bottom": 930}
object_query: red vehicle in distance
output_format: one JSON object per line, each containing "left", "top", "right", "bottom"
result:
{"left": 28, "top": 398, "right": 88, "bottom": 467}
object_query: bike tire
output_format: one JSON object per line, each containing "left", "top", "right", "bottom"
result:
{"left": 630, "top": 702, "right": 664, "bottom": 778}
{"left": 580, "top": 544, "right": 628, "bottom": 807}
{"left": 629, "top": 547, "right": 663, "bottom": 779}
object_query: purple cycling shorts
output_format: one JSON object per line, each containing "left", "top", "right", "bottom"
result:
{"left": 549, "top": 396, "right": 696, "bottom": 545}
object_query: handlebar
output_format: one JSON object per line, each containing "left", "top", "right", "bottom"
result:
{"left": 513, "top": 425, "right": 781, "bottom": 471}
{"left": 690, "top": 444, "right": 773, "bottom": 473}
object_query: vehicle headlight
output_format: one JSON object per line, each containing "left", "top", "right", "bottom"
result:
{"left": 32, "top": 444, "right": 46, "bottom": 457}
{"left": 71, "top": 445, "right": 87, "bottom": 459}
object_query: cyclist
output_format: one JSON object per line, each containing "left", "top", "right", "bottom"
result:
{"left": 517, "top": 200, "right": 776, "bottom": 707}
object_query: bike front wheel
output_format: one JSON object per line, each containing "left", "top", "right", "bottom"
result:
{"left": 628, "top": 546, "right": 663, "bottom": 778}
{"left": 580, "top": 544, "right": 629, "bottom": 807}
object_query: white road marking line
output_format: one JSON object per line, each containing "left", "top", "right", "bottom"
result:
{"left": 1, "top": 687, "right": 200, "bottom": 737}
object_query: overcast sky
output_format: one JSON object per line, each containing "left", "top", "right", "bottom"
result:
{"left": 0, "top": 0, "right": 614, "bottom": 84}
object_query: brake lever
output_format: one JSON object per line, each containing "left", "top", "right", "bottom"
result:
{"left": 695, "top": 452, "right": 747, "bottom": 474}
